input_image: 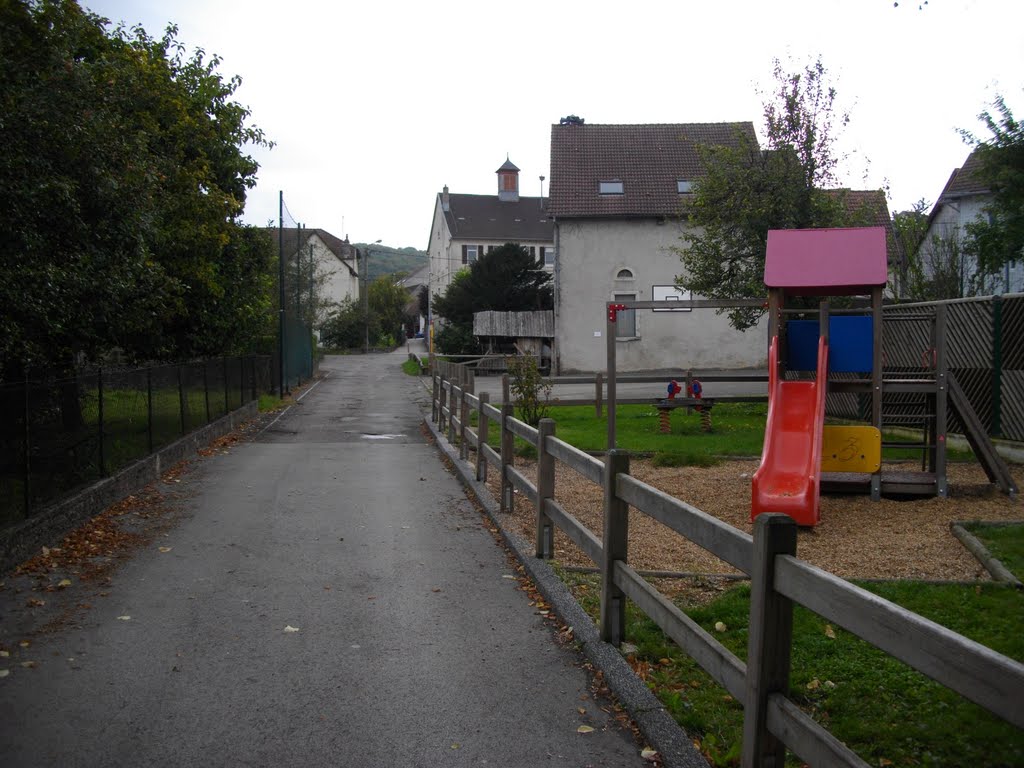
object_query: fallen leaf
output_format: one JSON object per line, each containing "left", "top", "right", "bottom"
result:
{"left": 0, "top": 651, "right": 8, "bottom": 658}
{"left": 577, "top": 707, "right": 586, "bottom": 715}
{"left": 20, "top": 661, "right": 37, "bottom": 669}
{"left": 432, "top": 588, "right": 442, "bottom": 593}
{"left": 577, "top": 725, "right": 595, "bottom": 734}
{"left": 824, "top": 624, "right": 836, "bottom": 639}
{"left": 714, "top": 621, "right": 727, "bottom": 632}
{"left": 117, "top": 615, "right": 131, "bottom": 621}
{"left": 824, "top": 680, "right": 836, "bottom": 689}
{"left": 641, "top": 748, "right": 659, "bottom": 760}
{"left": 451, "top": 743, "right": 460, "bottom": 750}
{"left": 0, "top": 669, "right": 8, "bottom": 678}
{"left": 806, "top": 678, "right": 820, "bottom": 690}
{"left": 18, "top": 641, "right": 29, "bottom": 648}
{"left": 502, "top": 575, "right": 516, "bottom": 580}
{"left": 283, "top": 625, "right": 300, "bottom": 633}
{"left": 158, "top": 547, "right": 172, "bottom": 553}
{"left": 57, "top": 579, "right": 72, "bottom": 588}
{"left": 27, "top": 598, "right": 45, "bottom": 607}
{"left": 879, "top": 760, "right": 893, "bottom": 767}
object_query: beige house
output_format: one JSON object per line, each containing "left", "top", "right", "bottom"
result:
{"left": 427, "top": 159, "right": 554, "bottom": 321}
{"left": 547, "top": 122, "right": 769, "bottom": 374}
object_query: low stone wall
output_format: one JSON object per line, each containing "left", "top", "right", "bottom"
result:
{"left": 0, "top": 401, "right": 258, "bottom": 574}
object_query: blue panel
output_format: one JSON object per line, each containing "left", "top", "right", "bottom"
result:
{"left": 829, "top": 316, "right": 874, "bottom": 372}
{"left": 786, "top": 321, "right": 820, "bottom": 371}
{"left": 785, "top": 317, "right": 874, "bottom": 373}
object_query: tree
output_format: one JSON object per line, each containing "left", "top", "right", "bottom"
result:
{"left": 890, "top": 199, "right": 931, "bottom": 298}
{"left": 672, "top": 56, "right": 855, "bottom": 330}
{"left": 960, "top": 94, "right": 1024, "bottom": 275}
{"left": 431, "top": 244, "right": 552, "bottom": 355}
{"left": 319, "top": 298, "right": 364, "bottom": 350}
{"left": 0, "top": 1, "right": 272, "bottom": 375}
{"left": 906, "top": 232, "right": 975, "bottom": 301}
{"left": 368, "top": 276, "right": 413, "bottom": 347}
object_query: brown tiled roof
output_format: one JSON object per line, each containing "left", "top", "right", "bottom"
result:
{"left": 548, "top": 122, "right": 757, "bottom": 218}
{"left": 939, "top": 149, "right": 990, "bottom": 200}
{"left": 443, "top": 194, "right": 554, "bottom": 242}
{"left": 261, "top": 227, "right": 359, "bottom": 277}
{"left": 826, "top": 189, "right": 899, "bottom": 264}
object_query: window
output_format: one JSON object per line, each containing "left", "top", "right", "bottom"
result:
{"left": 542, "top": 247, "right": 555, "bottom": 267}
{"left": 677, "top": 180, "right": 693, "bottom": 193}
{"left": 599, "top": 180, "right": 624, "bottom": 195}
{"left": 616, "top": 268, "right": 634, "bottom": 280}
{"left": 614, "top": 293, "right": 637, "bottom": 338}
{"left": 462, "top": 244, "right": 478, "bottom": 264}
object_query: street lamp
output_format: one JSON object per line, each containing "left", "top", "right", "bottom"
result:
{"left": 364, "top": 239, "right": 381, "bottom": 353}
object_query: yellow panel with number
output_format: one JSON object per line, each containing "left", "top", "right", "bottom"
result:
{"left": 821, "top": 426, "right": 881, "bottom": 473}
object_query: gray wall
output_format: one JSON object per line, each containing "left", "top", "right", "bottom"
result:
{"left": 554, "top": 218, "right": 767, "bottom": 372}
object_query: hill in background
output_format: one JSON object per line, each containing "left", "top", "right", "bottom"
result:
{"left": 354, "top": 244, "right": 427, "bottom": 281}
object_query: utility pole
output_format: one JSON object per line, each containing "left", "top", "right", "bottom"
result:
{"left": 277, "top": 192, "right": 285, "bottom": 398}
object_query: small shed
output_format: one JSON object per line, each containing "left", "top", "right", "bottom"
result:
{"left": 473, "top": 310, "right": 554, "bottom": 366}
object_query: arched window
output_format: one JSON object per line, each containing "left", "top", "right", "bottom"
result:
{"left": 616, "top": 268, "right": 634, "bottom": 280}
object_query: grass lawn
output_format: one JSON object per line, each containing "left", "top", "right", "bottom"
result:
{"left": 560, "top": 570, "right": 1024, "bottom": 767}
{"left": 966, "top": 523, "right": 1024, "bottom": 582}
{"left": 401, "top": 358, "right": 424, "bottom": 376}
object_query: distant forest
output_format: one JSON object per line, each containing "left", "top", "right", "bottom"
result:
{"left": 354, "top": 244, "right": 427, "bottom": 281}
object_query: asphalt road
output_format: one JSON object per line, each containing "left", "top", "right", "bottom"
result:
{"left": 0, "top": 349, "right": 648, "bottom": 767}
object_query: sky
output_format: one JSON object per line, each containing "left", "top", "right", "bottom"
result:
{"left": 83, "top": 0, "right": 1022, "bottom": 250}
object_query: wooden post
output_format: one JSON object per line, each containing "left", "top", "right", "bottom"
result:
{"left": 431, "top": 374, "right": 439, "bottom": 423}
{"left": 477, "top": 392, "right": 489, "bottom": 482}
{"left": 595, "top": 372, "right": 603, "bottom": 418}
{"left": 468, "top": 368, "right": 475, "bottom": 396}
{"left": 459, "top": 387, "right": 469, "bottom": 461}
{"left": 600, "top": 449, "right": 630, "bottom": 645}
{"left": 439, "top": 375, "right": 448, "bottom": 432}
{"left": 934, "top": 303, "right": 949, "bottom": 498}
{"left": 536, "top": 418, "right": 556, "bottom": 558}
{"left": 500, "top": 375, "right": 514, "bottom": 514}
{"left": 741, "top": 513, "right": 797, "bottom": 768}
{"left": 448, "top": 385, "right": 459, "bottom": 445}
{"left": 606, "top": 307, "right": 618, "bottom": 450}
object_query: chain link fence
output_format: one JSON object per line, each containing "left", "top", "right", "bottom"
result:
{"left": 0, "top": 355, "right": 272, "bottom": 527}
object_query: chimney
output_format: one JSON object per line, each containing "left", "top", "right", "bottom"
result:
{"left": 441, "top": 185, "right": 450, "bottom": 212}
{"left": 496, "top": 157, "right": 520, "bottom": 202}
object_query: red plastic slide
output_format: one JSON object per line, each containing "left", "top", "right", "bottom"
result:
{"left": 751, "top": 335, "right": 829, "bottom": 526}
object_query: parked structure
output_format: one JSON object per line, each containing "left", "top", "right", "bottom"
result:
{"left": 921, "top": 149, "right": 1023, "bottom": 295}
{"left": 427, "top": 159, "right": 555, "bottom": 310}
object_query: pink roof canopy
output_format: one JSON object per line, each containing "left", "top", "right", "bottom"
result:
{"left": 764, "top": 227, "right": 888, "bottom": 295}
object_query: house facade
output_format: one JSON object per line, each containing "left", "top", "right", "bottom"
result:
{"left": 265, "top": 227, "right": 361, "bottom": 325}
{"left": 920, "top": 150, "right": 1023, "bottom": 295}
{"left": 547, "top": 122, "right": 769, "bottom": 374}
{"left": 427, "top": 159, "right": 555, "bottom": 318}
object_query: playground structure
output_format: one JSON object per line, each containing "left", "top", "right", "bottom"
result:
{"left": 655, "top": 378, "right": 713, "bottom": 433}
{"left": 604, "top": 226, "right": 1017, "bottom": 528}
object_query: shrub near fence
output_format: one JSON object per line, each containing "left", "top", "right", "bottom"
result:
{"left": 431, "top": 372, "right": 1024, "bottom": 768}
{"left": 0, "top": 356, "right": 271, "bottom": 527}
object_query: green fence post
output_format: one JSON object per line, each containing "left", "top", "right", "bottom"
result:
{"left": 223, "top": 357, "right": 230, "bottom": 415}
{"left": 23, "top": 373, "right": 31, "bottom": 518}
{"left": 178, "top": 365, "right": 186, "bottom": 435}
{"left": 98, "top": 368, "right": 106, "bottom": 477}
{"left": 147, "top": 367, "right": 154, "bottom": 454}
{"left": 203, "top": 361, "right": 210, "bottom": 423}
{"left": 992, "top": 294, "right": 1002, "bottom": 437}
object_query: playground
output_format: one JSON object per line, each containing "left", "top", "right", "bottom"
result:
{"left": 484, "top": 454, "right": 1022, "bottom": 582}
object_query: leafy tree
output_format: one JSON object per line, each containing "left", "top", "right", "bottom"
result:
{"left": 432, "top": 244, "right": 552, "bottom": 355}
{"left": 507, "top": 356, "right": 551, "bottom": 427}
{"left": 890, "top": 199, "right": 931, "bottom": 298}
{"left": 672, "top": 56, "right": 856, "bottom": 330}
{"left": 0, "top": 0, "right": 272, "bottom": 375}
{"left": 319, "top": 298, "right": 363, "bottom": 350}
{"left": 368, "top": 276, "right": 414, "bottom": 346}
{"left": 906, "top": 233, "right": 975, "bottom": 300}
{"left": 960, "top": 94, "right": 1024, "bottom": 275}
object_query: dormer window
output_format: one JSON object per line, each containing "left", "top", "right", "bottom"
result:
{"left": 677, "top": 180, "right": 693, "bottom": 193}
{"left": 599, "top": 180, "right": 624, "bottom": 195}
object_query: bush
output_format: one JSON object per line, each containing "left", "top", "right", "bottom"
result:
{"left": 508, "top": 356, "right": 552, "bottom": 427}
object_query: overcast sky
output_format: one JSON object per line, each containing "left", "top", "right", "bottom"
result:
{"left": 84, "top": 0, "right": 1022, "bottom": 250}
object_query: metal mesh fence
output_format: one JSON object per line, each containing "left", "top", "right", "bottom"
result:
{"left": 1, "top": 355, "right": 272, "bottom": 528}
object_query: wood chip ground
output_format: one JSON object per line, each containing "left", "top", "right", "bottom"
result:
{"left": 482, "top": 456, "right": 1022, "bottom": 582}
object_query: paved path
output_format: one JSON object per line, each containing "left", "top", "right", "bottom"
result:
{"left": 0, "top": 349, "right": 647, "bottom": 767}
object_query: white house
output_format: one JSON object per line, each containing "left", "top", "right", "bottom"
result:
{"left": 921, "top": 149, "right": 1023, "bottom": 295}
{"left": 266, "top": 227, "right": 361, "bottom": 325}
{"left": 547, "top": 121, "right": 769, "bottom": 374}
{"left": 427, "top": 159, "right": 555, "bottom": 314}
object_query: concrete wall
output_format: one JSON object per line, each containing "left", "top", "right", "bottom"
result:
{"left": 0, "top": 401, "right": 258, "bottom": 574}
{"left": 554, "top": 218, "right": 767, "bottom": 373}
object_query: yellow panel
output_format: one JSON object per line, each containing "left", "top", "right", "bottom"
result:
{"left": 822, "top": 426, "right": 881, "bottom": 473}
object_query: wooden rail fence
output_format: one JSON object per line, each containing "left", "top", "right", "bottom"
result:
{"left": 430, "top": 372, "right": 1024, "bottom": 768}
